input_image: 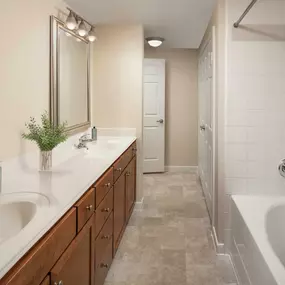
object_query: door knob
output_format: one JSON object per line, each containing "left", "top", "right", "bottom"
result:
{"left": 200, "top": 125, "right": 206, "bottom": 131}
{"left": 157, "top": 119, "right": 164, "bottom": 124}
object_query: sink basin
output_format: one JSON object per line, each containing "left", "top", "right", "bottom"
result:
{"left": 0, "top": 193, "right": 49, "bottom": 245}
{"left": 0, "top": 202, "right": 36, "bottom": 244}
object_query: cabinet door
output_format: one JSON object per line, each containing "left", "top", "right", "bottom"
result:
{"left": 113, "top": 171, "right": 126, "bottom": 253}
{"left": 50, "top": 216, "right": 94, "bottom": 285}
{"left": 126, "top": 158, "right": 136, "bottom": 221}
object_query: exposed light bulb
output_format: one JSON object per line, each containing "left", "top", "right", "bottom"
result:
{"left": 87, "top": 28, "right": 97, "bottom": 42}
{"left": 66, "top": 11, "right": 77, "bottom": 30}
{"left": 78, "top": 20, "right": 87, "bottom": 37}
{"left": 146, "top": 37, "right": 165, "bottom": 48}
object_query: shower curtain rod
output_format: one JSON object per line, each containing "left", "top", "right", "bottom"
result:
{"left": 233, "top": 0, "right": 258, "bottom": 28}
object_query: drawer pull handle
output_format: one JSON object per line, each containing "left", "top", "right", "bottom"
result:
{"left": 105, "top": 182, "right": 111, "bottom": 187}
{"left": 126, "top": 172, "right": 131, "bottom": 176}
{"left": 115, "top": 167, "right": 122, "bottom": 172}
{"left": 102, "top": 208, "right": 110, "bottom": 213}
{"left": 86, "top": 205, "right": 93, "bottom": 211}
{"left": 101, "top": 263, "right": 109, "bottom": 268}
{"left": 101, "top": 235, "right": 110, "bottom": 240}
{"left": 54, "top": 281, "right": 63, "bottom": 285}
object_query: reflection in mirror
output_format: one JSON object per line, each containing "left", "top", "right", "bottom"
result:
{"left": 50, "top": 16, "right": 90, "bottom": 132}
{"left": 59, "top": 29, "right": 88, "bottom": 127}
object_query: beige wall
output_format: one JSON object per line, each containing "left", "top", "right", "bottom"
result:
{"left": 0, "top": 0, "right": 67, "bottom": 159}
{"left": 92, "top": 25, "right": 144, "bottom": 201}
{"left": 145, "top": 48, "right": 198, "bottom": 167}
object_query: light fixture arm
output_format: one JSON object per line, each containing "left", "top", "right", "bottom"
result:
{"left": 66, "top": 7, "right": 95, "bottom": 30}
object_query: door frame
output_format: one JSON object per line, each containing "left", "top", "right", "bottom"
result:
{"left": 198, "top": 26, "right": 216, "bottom": 226}
{"left": 142, "top": 58, "right": 166, "bottom": 173}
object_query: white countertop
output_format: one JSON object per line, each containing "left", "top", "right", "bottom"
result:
{"left": 0, "top": 133, "right": 136, "bottom": 278}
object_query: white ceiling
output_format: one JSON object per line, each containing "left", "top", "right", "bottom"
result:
{"left": 65, "top": 0, "right": 215, "bottom": 48}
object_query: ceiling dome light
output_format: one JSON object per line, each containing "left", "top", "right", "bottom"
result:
{"left": 87, "top": 27, "right": 97, "bottom": 42}
{"left": 66, "top": 11, "right": 77, "bottom": 30}
{"left": 146, "top": 37, "right": 165, "bottom": 48}
{"left": 78, "top": 20, "right": 87, "bottom": 37}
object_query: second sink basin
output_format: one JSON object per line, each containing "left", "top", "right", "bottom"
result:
{"left": 0, "top": 193, "right": 49, "bottom": 245}
{"left": 0, "top": 202, "right": 36, "bottom": 245}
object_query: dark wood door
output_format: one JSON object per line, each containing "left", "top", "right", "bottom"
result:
{"left": 113, "top": 170, "right": 126, "bottom": 253}
{"left": 126, "top": 158, "right": 136, "bottom": 221}
{"left": 50, "top": 216, "right": 94, "bottom": 285}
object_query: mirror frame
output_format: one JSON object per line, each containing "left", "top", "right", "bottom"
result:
{"left": 50, "top": 15, "right": 91, "bottom": 132}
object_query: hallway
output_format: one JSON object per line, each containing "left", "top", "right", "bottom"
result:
{"left": 105, "top": 172, "right": 237, "bottom": 285}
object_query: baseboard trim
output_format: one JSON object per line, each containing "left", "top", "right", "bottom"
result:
{"left": 135, "top": 196, "right": 144, "bottom": 210}
{"left": 212, "top": 226, "right": 225, "bottom": 255}
{"left": 165, "top": 166, "right": 198, "bottom": 173}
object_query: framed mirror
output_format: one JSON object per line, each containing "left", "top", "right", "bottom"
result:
{"left": 50, "top": 16, "right": 90, "bottom": 132}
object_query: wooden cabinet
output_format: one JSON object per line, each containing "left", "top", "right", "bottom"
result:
{"left": 0, "top": 140, "right": 137, "bottom": 285}
{"left": 50, "top": 216, "right": 94, "bottom": 285}
{"left": 113, "top": 169, "right": 126, "bottom": 254}
{"left": 95, "top": 188, "right": 113, "bottom": 237}
{"left": 126, "top": 157, "right": 136, "bottom": 222}
{"left": 40, "top": 276, "right": 50, "bottom": 285}
{"left": 95, "top": 168, "right": 113, "bottom": 208}
{"left": 0, "top": 209, "right": 76, "bottom": 285}
{"left": 95, "top": 214, "right": 113, "bottom": 268}
{"left": 95, "top": 241, "right": 113, "bottom": 285}
{"left": 75, "top": 187, "right": 95, "bottom": 232}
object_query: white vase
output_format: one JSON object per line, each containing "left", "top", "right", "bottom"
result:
{"left": 40, "top": 151, "right": 52, "bottom": 171}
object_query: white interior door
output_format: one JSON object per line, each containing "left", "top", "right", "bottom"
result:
{"left": 143, "top": 59, "right": 165, "bottom": 173}
{"left": 198, "top": 28, "right": 215, "bottom": 221}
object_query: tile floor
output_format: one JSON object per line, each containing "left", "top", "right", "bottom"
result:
{"left": 105, "top": 172, "right": 237, "bottom": 285}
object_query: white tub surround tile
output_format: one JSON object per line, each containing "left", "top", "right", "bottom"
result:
{"left": 0, "top": 133, "right": 136, "bottom": 278}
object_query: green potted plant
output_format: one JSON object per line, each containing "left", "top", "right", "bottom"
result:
{"left": 22, "top": 111, "right": 68, "bottom": 171}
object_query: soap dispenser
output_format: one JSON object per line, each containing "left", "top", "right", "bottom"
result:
{"left": 92, "top": 126, "right": 97, "bottom": 141}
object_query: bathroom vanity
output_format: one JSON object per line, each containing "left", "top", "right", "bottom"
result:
{"left": 0, "top": 139, "right": 137, "bottom": 285}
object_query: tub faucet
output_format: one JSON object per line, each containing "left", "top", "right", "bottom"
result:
{"left": 278, "top": 159, "right": 285, "bottom": 178}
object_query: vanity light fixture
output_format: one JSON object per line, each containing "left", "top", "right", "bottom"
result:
{"left": 77, "top": 20, "right": 87, "bottom": 37}
{"left": 146, "top": 37, "right": 165, "bottom": 48}
{"left": 65, "top": 11, "right": 77, "bottom": 30}
{"left": 87, "top": 27, "right": 97, "bottom": 42}
{"left": 65, "top": 7, "right": 97, "bottom": 43}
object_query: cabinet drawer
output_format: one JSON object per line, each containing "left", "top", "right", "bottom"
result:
{"left": 95, "top": 241, "right": 113, "bottom": 285}
{"left": 1, "top": 209, "right": 76, "bottom": 285}
{"left": 113, "top": 155, "right": 125, "bottom": 182}
{"left": 95, "top": 214, "right": 113, "bottom": 268}
{"left": 95, "top": 188, "right": 113, "bottom": 237}
{"left": 95, "top": 167, "right": 113, "bottom": 208}
{"left": 113, "top": 145, "right": 133, "bottom": 182}
{"left": 75, "top": 187, "right": 95, "bottom": 232}
{"left": 113, "top": 171, "right": 126, "bottom": 254}
{"left": 131, "top": 141, "right": 137, "bottom": 157}
{"left": 51, "top": 216, "right": 94, "bottom": 285}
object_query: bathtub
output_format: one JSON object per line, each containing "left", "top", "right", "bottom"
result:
{"left": 230, "top": 195, "right": 285, "bottom": 285}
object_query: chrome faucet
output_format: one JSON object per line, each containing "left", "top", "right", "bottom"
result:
{"left": 278, "top": 159, "right": 285, "bottom": 178}
{"left": 74, "top": 134, "right": 91, "bottom": 150}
